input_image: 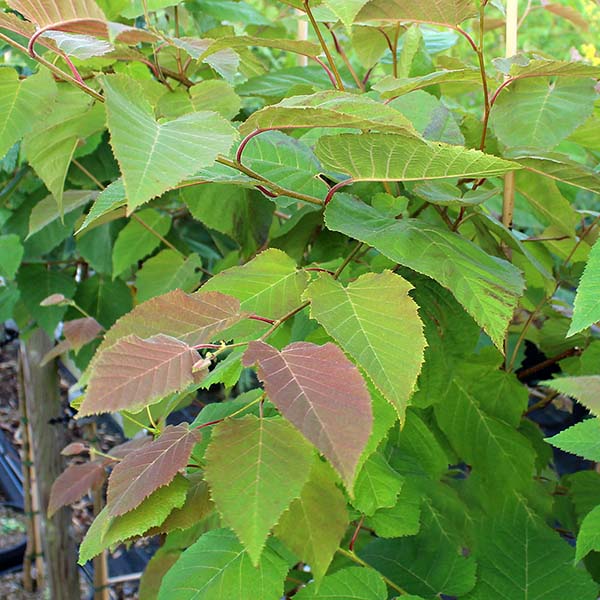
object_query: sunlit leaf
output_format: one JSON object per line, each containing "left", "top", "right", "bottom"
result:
{"left": 325, "top": 196, "right": 524, "bottom": 348}
{"left": 294, "top": 566, "right": 388, "bottom": 600}
{"left": 569, "top": 238, "right": 600, "bottom": 335}
{"left": 546, "top": 418, "right": 600, "bottom": 462}
{"left": 205, "top": 415, "right": 313, "bottom": 565}
{"left": 243, "top": 341, "right": 372, "bottom": 487}
{"left": 540, "top": 376, "right": 600, "bottom": 416}
{"left": 79, "top": 334, "right": 199, "bottom": 415}
{"left": 106, "top": 424, "right": 200, "bottom": 516}
{"left": 356, "top": 0, "right": 477, "bottom": 26}
{"left": 101, "top": 74, "right": 237, "bottom": 211}
{"left": 157, "top": 528, "right": 289, "bottom": 600}
{"left": 305, "top": 271, "right": 426, "bottom": 420}
{"left": 275, "top": 460, "right": 348, "bottom": 583}
{"left": 315, "top": 133, "right": 519, "bottom": 182}
{"left": 374, "top": 69, "right": 480, "bottom": 99}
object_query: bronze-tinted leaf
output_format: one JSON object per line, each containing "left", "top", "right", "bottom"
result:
{"left": 63, "top": 316, "right": 102, "bottom": 351}
{"left": 106, "top": 424, "right": 200, "bottom": 516}
{"left": 48, "top": 461, "right": 105, "bottom": 517}
{"left": 243, "top": 341, "right": 372, "bottom": 487}
{"left": 108, "top": 435, "right": 152, "bottom": 460}
{"left": 60, "top": 442, "right": 88, "bottom": 456}
{"left": 101, "top": 289, "right": 243, "bottom": 349}
{"left": 79, "top": 334, "right": 198, "bottom": 416}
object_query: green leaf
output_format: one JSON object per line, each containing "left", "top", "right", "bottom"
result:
{"left": 243, "top": 341, "right": 372, "bottom": 487}
{"left": 435, "top": 378, "right": 535, "bottom": 491}
{"left": 0, "top": 234, "right": 24, "bottom": 280}
{"left": 305, "top": 271, "right": 426, "bottom": 420}
{"left": 294, "top": 566, "right": 388, "bottom": 600}
{"left": 101, "top": 74, "right": 237, "bottom": 212}
{"left": 0, "top": 68, "right": 56, "bottom": 160}
{"left": 325, "top": 196, "right": 524, "bottom": 348}
{"left": 41, "top": 30, "right": 113, "bottom": 58}
{"left": 353, "top": 452, "right": 403, "bottom": 516}
{"left": 540, "top": 376, "right": 600, "bottom": 416}
{"left": 16, "top": 265, "right": 76, "bottom": 335}
{"left": 506, "top": 149, "right": 600, "bottom": 195}
{"left": 28, "top": 190, "right": 95, "bottom": 237}
{"left": 490, "top": 78, "right": 596, "bottom": 149}
{"left": 181, "top": 184, "right": 273, "bottom": 255}
{"left": 205, "top": 416, "right": 313, "bottom": 565}
{"left": 239, "top": 91, "right": 415, "bottom": 136}
{"left": 22, "top": 86, "right": 105, "bottom": 212}
{"left": 79, "top": 475, "right": 188, "bottom": 564}
{"left": 356, "top": 0, "right": 478, "bottom": 26}
{"left": 0, "top": 284, "right": 20, "bottom": 322}
{"left": 112, "top": 208, "right": 171, "bottom": 277}
{"left": 242, "top": 131, "right": 329, "bottom": 207}
{"left": 74, "top": 274, "right": 132, "bottom": 329}
{"left": 315, "top": 133, "right": 518, "bottom": 182}
{"left": 413, "top": 181, "right": 497, "bottom": 207}
{"left": 360, "top": 527, "right": 476, "bottom": 598}
{"left": 275, "top": 460, "right": 348, "bottom": 584}
{"left": 546, "top": 418, "right": 600, "bottom": 462}
{"left": 136, "top": 250, "right": 203, "bottom": 302}
{"left": 157, "top": 528, "right": 289, "bottom": 600}
{"left": 77, "top": 178, "right": 126, "bottom": 234}
{"left": 374, "top": 68, "right": 480, "bottom": 99}
{"left": 569, "top": 238, "right": 600, "bottom": 335}
{"left": 201, "top": 249, "right": 310, "bottom": 338}
{"left": 576, "top": 504, "right": 600, "bottom": 562}
{"left": 466, "top": 501, "right": 597, "bottom": 599}
{"left": 494, "top": 55, "right": 600, "bottom": 79}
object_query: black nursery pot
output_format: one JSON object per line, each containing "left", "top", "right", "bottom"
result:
{"left": 0, "top": 502, "right": 27, "bottom": 574}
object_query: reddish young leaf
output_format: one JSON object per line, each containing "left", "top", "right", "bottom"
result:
{"left": 79, "top": 334, "right": 199, "bottom": 416}
{"left": 108, "top": 435, "right": 152, "bottom": 460}
{"left": 106, "top": 424, "right": 200, "bottom": 516}
{"left": 243, "top": 341, "right": 372, "bottom": 487}
{"left": 63, "top": 317, "right": 102, "bottom": 351}
{"left": 101, "top": 289, "right": 243, "bottom": 349}
{"left": 40, "top": 339, "right": 71, "bottom": 366}
{"left": 48, "top": 461, "right": 106, "bottom": 517}
{"left": 60, "top": 442, "right": 88, "bottom": 456}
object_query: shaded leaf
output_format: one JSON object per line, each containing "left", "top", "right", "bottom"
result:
{"left": 136, "top": 250, "right": 203, "bottom": 302}
{"left": 325, "top": 196, "right": 524, "bottom": 348}
{"left": 63, "top": 317, "right": 103, "bottom": 351}
{"left": 275, "top": 460, "right": 348, "bottom": 584}
{"left": 305, "top": 272, "right": 426, "bottom": 420}
{"left": 466, "top": 501, "right": 597, "bottom": 599}
{"left": 29, "top": 190, "right": 95, "bottom": 237}
{"left": 48, "top": 461, "right": 106, "bottom": 517}
{"left": 79, "top": 334, "right": 199, "bottom": 415}
{"left": 101, "top": 74, "right": 237, "bottom": 211}
{"left": 315, "top": 133, "right": 518, "bottom": 182}
{"left": 353, "top": 451, "right": 403, "bottom": 516}
{"left": 157, "top": 528, "right": 289, "bottom": 600}
{"left": 0, "top": 235, "right": 24, "bottom": 280}
{"left": 243, "top": 341, "right": 372, "bottom": 487}
{"left": 112, "top": 208, "right": 171, "bottom": 277}
{"left": 106, "top": 424, "right": 200, "bottom": 516}
{"left": 205, "top": 415, "right": 313, "bottom": 565}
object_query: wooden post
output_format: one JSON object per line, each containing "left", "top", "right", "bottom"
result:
{"left": 20, "top": 329, "right": 80, "bottom": 600}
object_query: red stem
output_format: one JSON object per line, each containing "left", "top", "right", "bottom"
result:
{"left": 248, "top": 314, "right": 276, "bottom": 325}
{"left": 324, "top": 179, "right": 354, "bottom": 206}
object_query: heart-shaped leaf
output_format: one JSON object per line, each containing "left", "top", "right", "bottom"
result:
{"left": 101, "top": 74, "right": 237, "bottom": 212}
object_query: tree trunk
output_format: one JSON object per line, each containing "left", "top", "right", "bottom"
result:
{"left": 20, "top": 329, "right": 80, "bottom": 600}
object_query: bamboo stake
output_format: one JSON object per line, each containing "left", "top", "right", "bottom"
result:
{"left": 27, "top": 441, "right": 45, "bottom": 591}
{"left": 502, "top": 0, "right": 519, "bottom": 231}
{"left": 17, "top": 354, "right": 34, "bottom": 592}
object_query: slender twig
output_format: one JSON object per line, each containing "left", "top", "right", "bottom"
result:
{"left": 518, "top": 348, "right": 582, "bottom": 382}
{"left": 303, "top": 0, "right": 344, "bottom": 90}
{"left": 476, "top": 6, "right": 491, "bottom": 152}
{"left": 334, "top": 242, "right": 363, "bottom": 279}
{"left": 336, "top": 548, "right": 408, "bottom": 595}
{"left": 348, "top": 516, "right": 364, "bottom": 552}
{"left": 72, "top": 159, "right": 105, "bottom": 190}
{"left": 130, "top": 213, "right": 186, "bottom": 257}
{"left": 193, "top": 394, "right": 265, "bottom": 430}
{"left": 324, "top": 179, "right": 353, "bottom": 205}
{"left": 326, "top": 24, "right": 364, "bottom": 90}
{"left": 259, "top": 301, "right": 311, "bottom": 341}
